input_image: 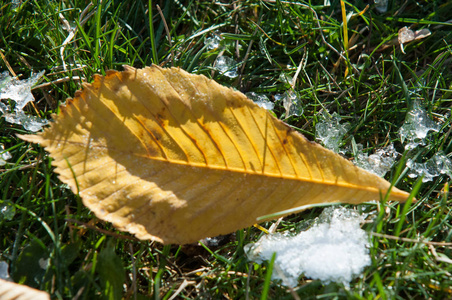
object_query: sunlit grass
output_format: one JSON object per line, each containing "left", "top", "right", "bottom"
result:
{"left": 1, "top": 0, "right": 452, "bottom": 298}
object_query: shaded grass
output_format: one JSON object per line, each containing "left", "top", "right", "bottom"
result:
{"left": 1, "top": 0, "right": 452, "bottom": 299}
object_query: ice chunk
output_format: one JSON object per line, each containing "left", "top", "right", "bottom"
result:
{"left": 1, "top": 144, "right": 12, "bottom": 160}
{"left": 200, "top": 235, "right": 232, "bottom": 247}
{"left": 279, "top": 90, "right": 302, "bottom": 118}
{"left": 39, "top": 257, "right": 50, "bottom": 270}
{"left": 3, "top": 111, "right": 48, "bottom": 132}
{"left": 406, "top": 152, "right": 452, "bottom": 182}
{"left": 275, "top": 71, "right": 302, "bottom": 118}
{"left": 205, "top": 32, "right": 223, "bottom": 50}
{"left": 0, "top": 261, "right": 11, "bottom": 281}
{"left": 214, "top": 56, "right": 238, "bottom": 78}
{"left": 246, "top": 92, "right": 274, "bottom": 110}
{"left": 11, "top": 0, "right": 21, "bottom": 9}
{"left": 0, "top": 201, "right": 15, "bottom": 221}
{"left": 0, "top": 144, "right": 12, "bottom": 166}
{"left": 0, "top": 71, "right": 13, "bottom": 90}
{"left": 0, "top": 70, "right": 48, "bottom": 131}
{"left": 374, "top": 0, "right": 388, "bottom": 13}
{"left": 315, "top": 112, "right": 350, "bottom": 153}
{"left": 245, "top": 207, "right": 370, "bottom": 287}
{"left": 0, "top": 70, "right": 45, "bottom": 110}
{"left": 399, "top": 101, "right": 440, "bottom": 150}
{"left": 3, "top": 111, "right": 23, "bottom": 125}
{"left": 22, "top": 113, "right": 49, "bottom": 132}
{"left": 278, "top": 72, "right": 293, "bottom": 85}
{"left": 0, "top": 101, "right": 10, "bottom": 114}
{"left": 353, "top": 144, "right": 399, "bottom": 177}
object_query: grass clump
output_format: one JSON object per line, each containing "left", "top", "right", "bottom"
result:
{"left": 1, "top": 0, "right": 452, "bottom": 299}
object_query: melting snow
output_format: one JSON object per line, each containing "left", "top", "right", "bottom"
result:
{"left": 315, "top": 112, "right": 350, "bottom": 153}
{"left": 4, "top": 110, "right": 49, "bottom": 132}
{"left": 353, "top": 144, "right": 399, "bottom": 177}
{"left": 0, "top": 70, "right": 44, "bottom": 110}
{"left": 407, "top": 152, "right": 452, "bottom": 182}
{"left": 399, "top": 101, "right": 440, "bottom": 150}
{"left": 0, "top": 70, "right": 48, "bottom": 132}
{"left": 397, "top": 100, "right": 451, "bottom": 182}
{"left": 245, "top": 207, "right": 371, "bottom": 287}
{"left": 246, "top": 92, "right": 274, "bottom": 110}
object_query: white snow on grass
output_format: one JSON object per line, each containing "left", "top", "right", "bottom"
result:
{"left": 245, "top": 207, "right": 371, "bottom": 287}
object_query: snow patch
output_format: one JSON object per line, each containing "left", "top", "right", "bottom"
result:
{"left": 245, "top": 207, "right": 371, "bottom": 287}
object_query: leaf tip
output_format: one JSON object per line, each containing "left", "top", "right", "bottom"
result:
{"left": 387, "top": 186, "right": 413, "bottom": 203}
{"left": 122, "top": 65, "right": 136, "bottom": 72}
{"left": 17, "top": 133, "right": 43, "bottom": 144}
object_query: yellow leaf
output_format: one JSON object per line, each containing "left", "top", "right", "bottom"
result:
{"left": 19, "top": 65, "right": 410, "bottom": 244}
{"left": 0, "top": 279, "right": 50, "bottom": 300}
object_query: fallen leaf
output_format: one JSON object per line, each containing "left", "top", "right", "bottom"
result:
{"left": 398, "top": 27, "right": 431, "bottom": 53}
{"left": 372, "top": 27, "right": 431, "bottom": 53}
{"left": 0, "top": 279, "right": 50, "bottom": 300}
{"left": 19, "top": 65, "right": 411, "bottom": 244}
{"left": 398, "top": 27, "right": 431, "bottom": 44}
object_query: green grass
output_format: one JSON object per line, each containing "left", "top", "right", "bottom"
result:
{"left": 1, "top": 0, "right": 452, "bottom": 299}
